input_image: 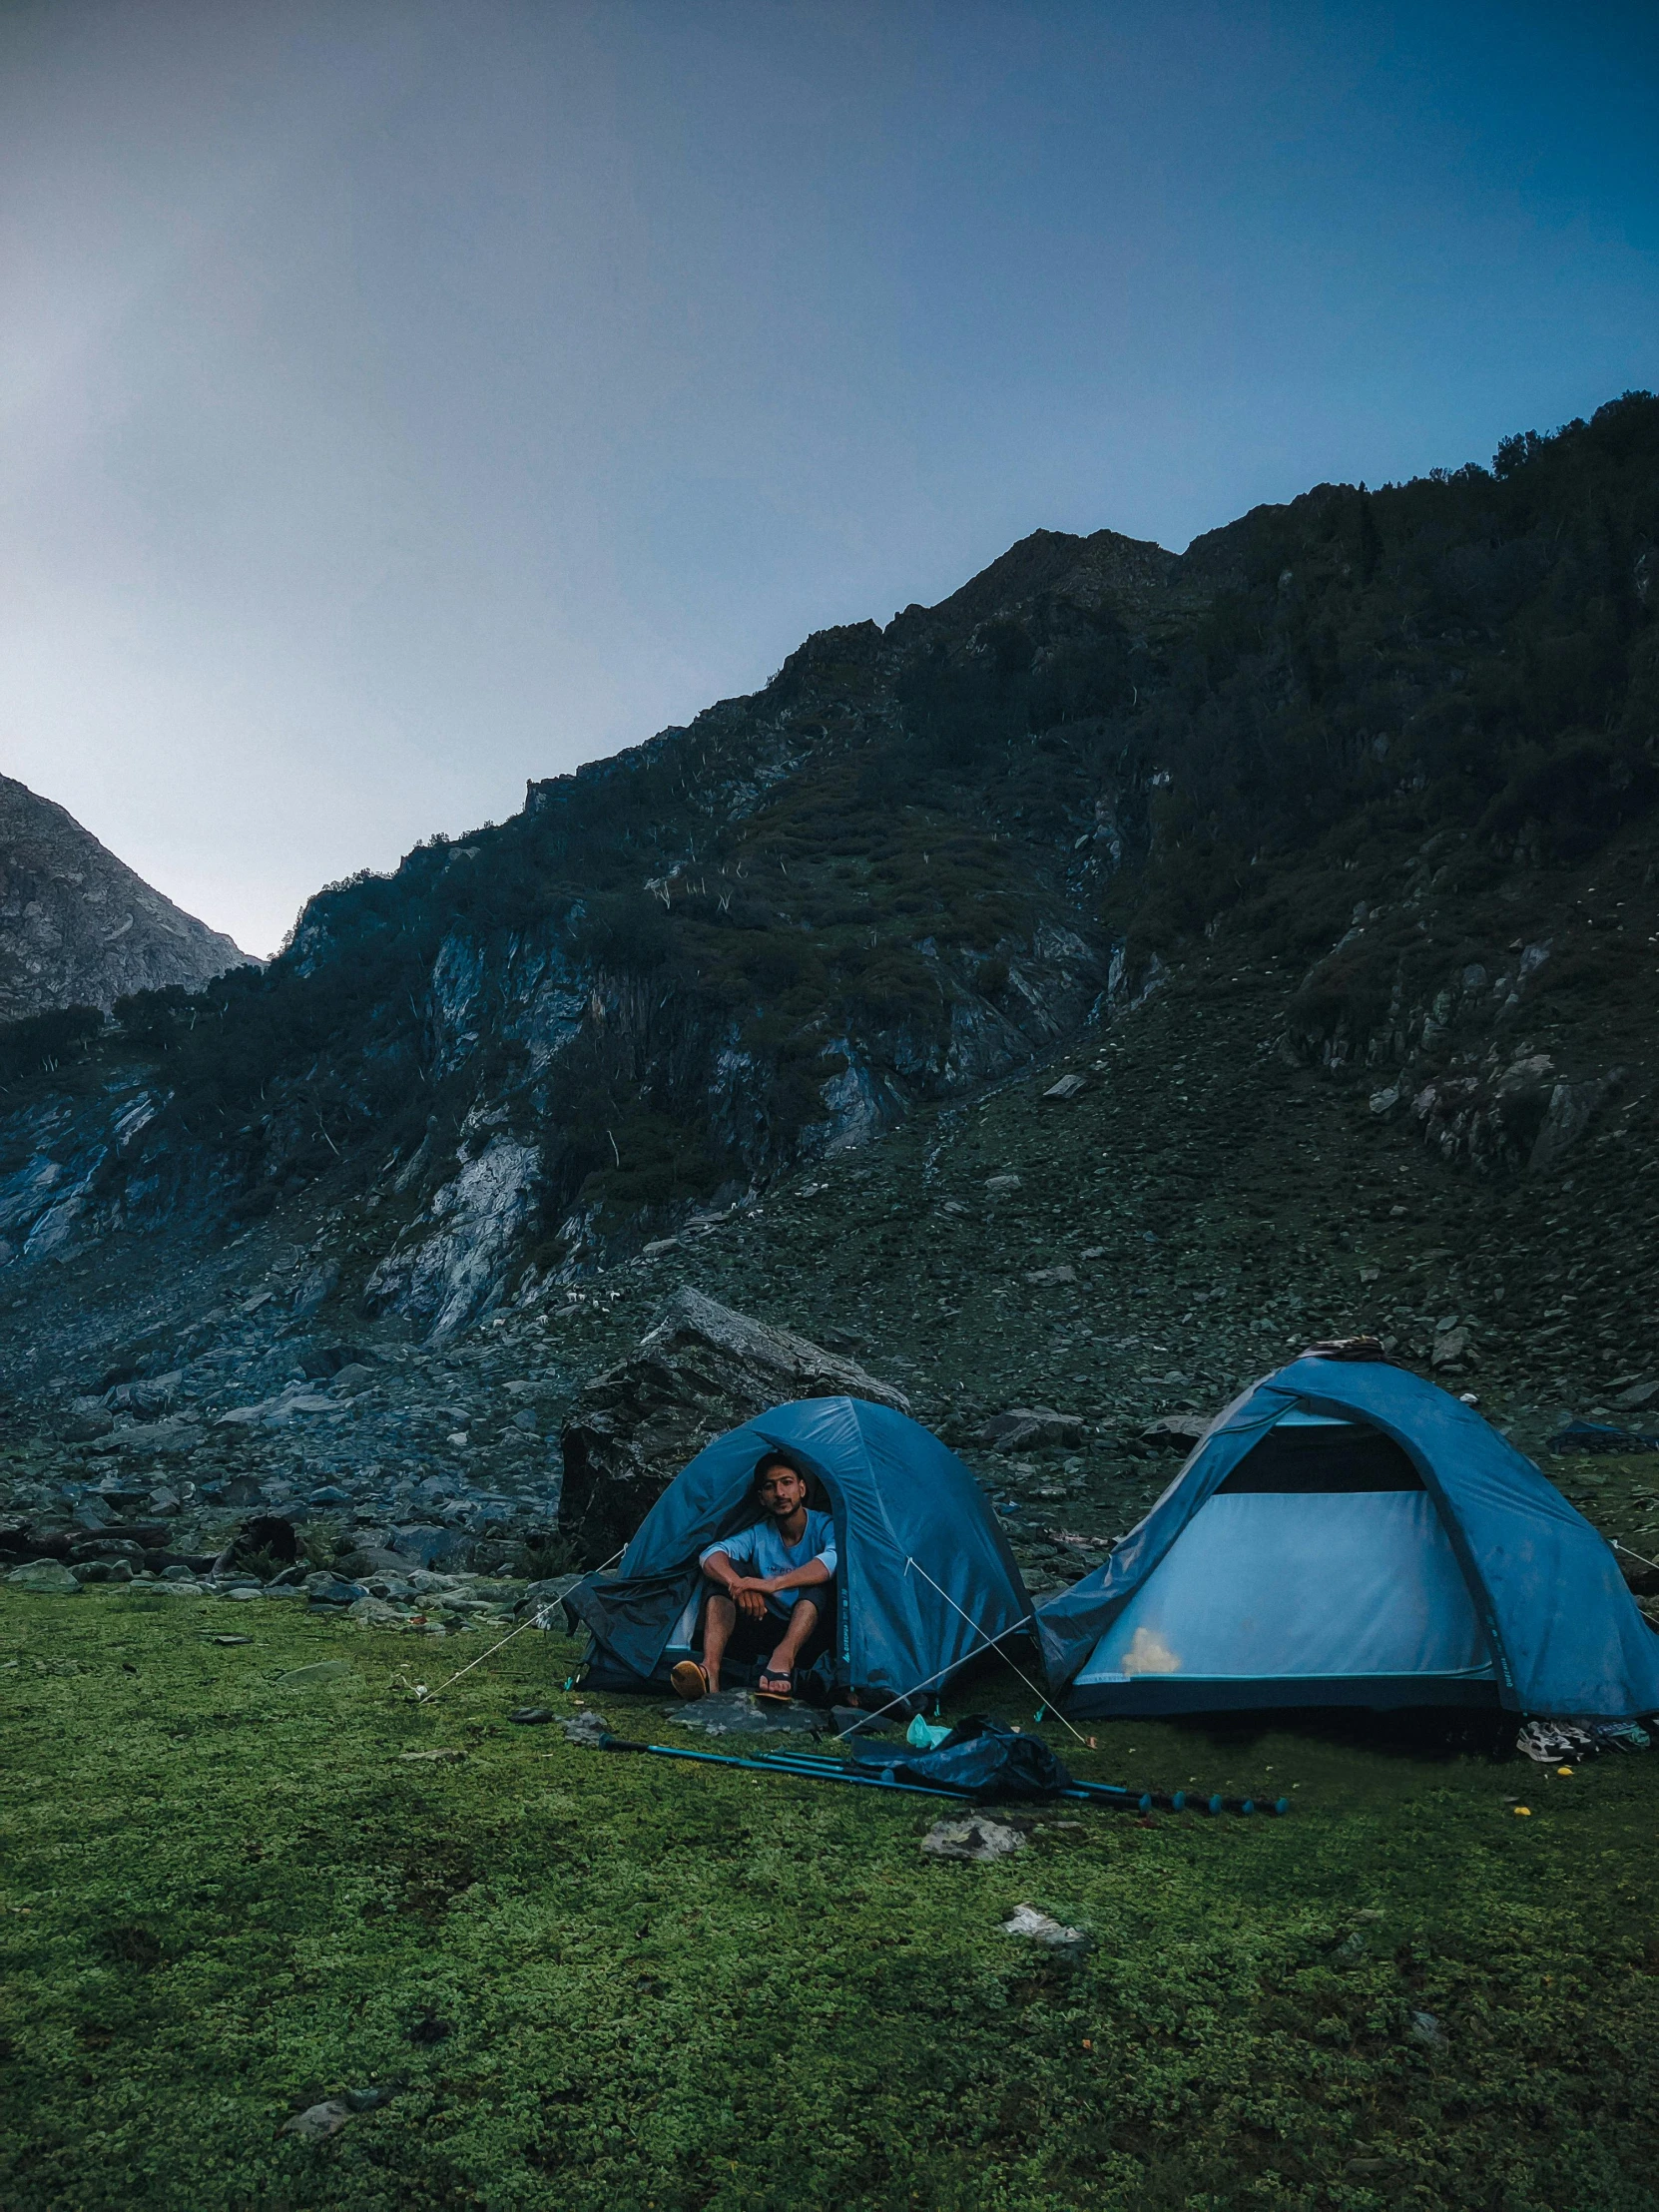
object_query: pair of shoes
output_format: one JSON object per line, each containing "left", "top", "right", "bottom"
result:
{"left": 670, "top": 1660, "right": 710, "bottom": 1702}
{"left": 756, "top": 1669, "right": 795, "bottom": 1705}
{"left": 1516, "top": 1719, "right": 1595, "bottom": 1763}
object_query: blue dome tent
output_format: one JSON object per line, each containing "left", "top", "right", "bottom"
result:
{"left": 1037, "top": 1354, "right": 1659, "bottom": 1721}
{"left": 563, "top": 1396, "right": 1033, "bottom": 1701}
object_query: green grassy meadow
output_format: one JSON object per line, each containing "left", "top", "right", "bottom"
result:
{"left": 4, "top": 1588, "right": 1659, "bottom": 2212}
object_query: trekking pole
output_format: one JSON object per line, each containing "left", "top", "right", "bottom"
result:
{"left": 753, "top": 1748, "right": 1290, "bottom": 1816}
{"left": 597, "top": 1733, "right": 975, "bottom": 1800}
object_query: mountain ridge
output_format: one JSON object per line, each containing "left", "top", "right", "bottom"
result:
{"left": 0, "top": 391, "right": 1654, "bottom": 1376}
{"left": 0, "top": 774, "right": 253, "bottom": 1024}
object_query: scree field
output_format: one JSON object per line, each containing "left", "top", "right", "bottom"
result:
{"left": 3, "top": 1589, "right": 1659, "bottom": 2212}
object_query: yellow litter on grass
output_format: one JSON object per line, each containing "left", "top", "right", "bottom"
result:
{"left": 1557, "top": 1765, "right": 1573, "bottom": 1776}
{"left": 1514, "top": 1806, "right": 1532, "bottom": 1817}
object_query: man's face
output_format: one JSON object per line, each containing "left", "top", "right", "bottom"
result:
{"left": 758, "top": 1465, "right": 808, "bottom": 1520}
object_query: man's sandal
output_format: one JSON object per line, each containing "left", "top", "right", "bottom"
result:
{"left": 670, "top": 1660, "right": 710, "bottom": 1701}
{"left": 756, "top": 1669, "right": 794, "bottom": 1704}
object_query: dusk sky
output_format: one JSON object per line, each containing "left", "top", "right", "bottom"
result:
{"left": 2, "top": 1, "right": 1655, "bottom": 956}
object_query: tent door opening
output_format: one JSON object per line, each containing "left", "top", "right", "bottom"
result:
{"left": 1078, "top": 1411, "right": 1496, "bottom": 1697}
{"left": 660, "top": 1464, "right": 846, "bottom": 1689}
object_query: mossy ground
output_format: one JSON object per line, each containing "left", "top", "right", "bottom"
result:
{"left": 5, "top": 1591, "right": 1659, "bottom": 2210}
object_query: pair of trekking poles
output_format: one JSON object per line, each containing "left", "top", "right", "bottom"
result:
{"left": 595, "top": 1732, "right": 1291, "bottom": 1817}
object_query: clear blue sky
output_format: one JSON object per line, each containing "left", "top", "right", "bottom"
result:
{"left": 1, "top": 0, "right": 1654, "bottom": 954}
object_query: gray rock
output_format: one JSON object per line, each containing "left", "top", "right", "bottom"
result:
{"left": 558, "top": 1288, "right": 909, "bottom": 1562}
{"left": 1140, "top": 1414, "right": 1208, "bottom": 1447}
{"left": 662, "top": 1689, "right": 820, "bottom": 1735}
{"left": 979, "top": 1407, "right": 1084, "bottom": 1452}
{"left": 560, "top": 1710, "right": 611, "bottom": 1746}
{"left": 1001, "top": 1903, "right": 1089, "bottom": 1954}
{"left": 290, "top": 1262, "right": 340, "bottom": 1318}
{"left": 7, "top": 1559, "right": 82, "bottom": 1593}
{"left": 921, "top": 1818, "right": 1027, "bottom": 1862}
{"left": 60, "top": 1410, "right": 114, "bottom": 1442}
{"left": 280, "top": 2099, "right": 355, "bottom": 2143}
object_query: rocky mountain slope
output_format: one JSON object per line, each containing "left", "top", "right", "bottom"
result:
{"left": 0, "top": 774, "right": 251, "bottom": 1023}
{"left": 0, "top": 390, "right": 1655, "bottom": 1604}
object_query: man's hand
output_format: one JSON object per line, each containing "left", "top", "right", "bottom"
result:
{"left": 731, "top": 1579, "right": 770, "bottom": 1621}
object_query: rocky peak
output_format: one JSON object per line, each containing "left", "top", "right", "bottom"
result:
{"left": 0, "top": 775, "right": 252, "bottom": 1022}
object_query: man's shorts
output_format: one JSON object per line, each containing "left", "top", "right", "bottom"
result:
{"left": 716, "top": 1590, "right": 834, "bottom": 1671}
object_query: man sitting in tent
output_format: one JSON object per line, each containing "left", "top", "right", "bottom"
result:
{"left": 670, "top": 1451, "right": 836, "bottom": 1703}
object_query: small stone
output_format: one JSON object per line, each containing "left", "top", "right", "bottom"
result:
{"left": 1041, "top": 1073, "right": 1088, "bottom": 1101}
{"left": 281, "top": 2098, "right": 354, "bottom": 2143}
{"left": 1001, "top": 1903, "right": 1089, "bottom": 1953}
{"left": 560, "top": 1711, "right": 611, "bottom": 1746}
{"left": 398, "top": 1747, "right": 465, "bottom": 1762}
{"left": 507, "top": 1706, "right": 556, "bottom": 1724}
{"left": 921, "top": 1819, "right": 1026, "bottom": 1862}
{"left": 342, "top": 2085, "right": 396, "bottom": 2112}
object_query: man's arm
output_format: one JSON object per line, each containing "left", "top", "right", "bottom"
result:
{"left": 699, "top": 1531, "right": 772, "bottom": 1615}
{"left": 700, "top": 1547, "right": 749, "bottom": 1596}
{"left": 754, "top": 1556, "right": 833, "bottom": 1594}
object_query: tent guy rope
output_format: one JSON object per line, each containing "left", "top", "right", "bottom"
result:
{"left": 903, "top": 1553, "right": 1090, "bottom": 1745}
{"left": 412, "top": 1543, "right": 627, "bottom": 1705}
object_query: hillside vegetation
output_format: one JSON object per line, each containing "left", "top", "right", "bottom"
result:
{"left": 1, "top": 391, "right": 1654, "bottom": 1343}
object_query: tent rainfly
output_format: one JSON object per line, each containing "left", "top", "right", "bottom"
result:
{"left": 564, "top": 1395, "right": 1032, "bottom": 1701}
{"left": 1037, "top": 1354, "right": 1659, "bottom": 1720}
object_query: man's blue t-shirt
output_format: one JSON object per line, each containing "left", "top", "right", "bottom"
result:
{"left": 701, "top": 1510, "right": 837, "bottom": 1617}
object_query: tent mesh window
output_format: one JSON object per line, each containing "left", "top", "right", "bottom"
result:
{"left": 1216, "top": 1418, "right": 1422, "bottom": 1494}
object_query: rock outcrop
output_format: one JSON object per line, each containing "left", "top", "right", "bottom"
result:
{"left": 558, "top": 1288, "right": 910, "bottom": 1562}
{"left": 0, "top": 774, "right": 252, "bottom": 1021}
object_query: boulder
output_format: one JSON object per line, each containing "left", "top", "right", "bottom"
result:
{"left": 978, "top": 1406, "right": 1084, "bottom": 1453}
{"left": 1140, "top": 1414, "right": 1209, "bottom": 1448}
{"left": 338, "top": 1545, "right": 415, "bottom": 1579}
{"left": 558, "top": 1287, "right": 909, "bottom": 1564}
{"left": 6, "top": 1560, "right": 82, "bottom": 1594}
{"left": 67, "top": 1536, "right": 147, "bottom": 1566}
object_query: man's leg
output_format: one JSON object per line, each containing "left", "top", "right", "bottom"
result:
{"left": 763, "top": 1596, "right": 821, "bottom": 1688}
{"left": 701, "top": 1590, "right": 737, "bottom": 1692}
